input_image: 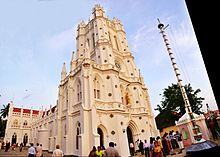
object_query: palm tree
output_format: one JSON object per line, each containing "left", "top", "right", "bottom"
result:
{"left": 0, "top": 103, "right": 10, "bottom": 118}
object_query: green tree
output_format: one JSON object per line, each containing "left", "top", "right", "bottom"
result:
{"left": 155, "top": 83, "right": 204, "bottom": 120}
{"left": 0, "top": 117, "right": 7, "bottom": 137}
{"left": 0, "top": 103, "right": 10, "bottom": 118}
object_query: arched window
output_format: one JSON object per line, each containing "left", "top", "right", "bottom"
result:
{"left": 77, "top": 81, "right": 82, "bottom": 101}
{"left": 87, "top": 38, "right": 90, "bottom": 48}
{"left": 120, "top": 85, "right": 124, "bottom": 104}
{"left": 66, "top": 88, "right": 68, "bottom": 109}
{"left": 92, "top": 33, "right": 95, "bottom": 48}
{"left": 13, "top": 119, "right": 18, "bottom": 126}
{"left": 114, "top": 35, "right": 119, "bottom": 50}
{"left": 93, "top": 77, "right": 100, "bottom": 99}
{"left": 64, "top": 124, "right": 67, "bottom": 135}
{"left": 23, "top": 133, "right": 28, "bottom": 145}
{"left": 76, "top": 122, "right": 81, "bottom": 150}
{"left": 195, "top": 125, "right": 202, "bottom": 134}
{"left": 23, "top": 120, "right": 28, "bottom": 126}
{"left": 12, "top": 133, "right": 17, "bottom": 145}
{"left": 182, "top": 128, "right": 188, "bottom": 140}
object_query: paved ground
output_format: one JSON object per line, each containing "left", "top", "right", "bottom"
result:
{"left": 0, "top": 139, "right": 220, "bottom": 157}
{"left": 133, "top": 148, "right": 186, "bottom": 157}
{"left": 0, "top": 147, "right": 52, "bottom": 157}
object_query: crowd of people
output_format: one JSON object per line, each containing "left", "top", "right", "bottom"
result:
{"left": 27, "top": 143, "right": 43, "bottom": 157}
{"left": 0, "top": 131, "right": 184, "bottom": 157}
{"left": 206, "top": 111, "right": 220, "bottom": 140}
{"left": 129, "top": 130, "right": 184, "bottom": 157}
{"left": 88, "top": 141, "right": 120, "bottom": 157}
{"left": 0, "top": 141, "right": 61, "bottom": 157}
{"left": 88, "top": 131, "right": 184, "bottom": 157}
{"left": 27, "top": 143, "right": 64, "bottom": 157}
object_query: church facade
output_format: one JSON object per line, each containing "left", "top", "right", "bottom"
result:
{"left": 4, "top": 5, "right": 158, "bottom": 156}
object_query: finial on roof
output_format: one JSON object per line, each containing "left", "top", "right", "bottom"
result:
{"left": 71, "top": 51, "right": 75, "bottom": 62}
{"left": 61, "top": 62, "right": 67, "bottom": 81}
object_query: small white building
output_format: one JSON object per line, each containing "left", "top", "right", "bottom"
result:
{"left": 176, "top": 113, "right": 210, "bottom": 147}
{"left": 4, "top": 4, "right": 159, "bottom": 157}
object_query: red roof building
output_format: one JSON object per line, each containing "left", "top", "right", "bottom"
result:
{"left": 13, "top": 108, "right": 21, "bottom": 112}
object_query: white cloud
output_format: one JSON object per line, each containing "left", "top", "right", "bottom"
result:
{"left": 130, "top": 24, "right": 168, "bottom": 68}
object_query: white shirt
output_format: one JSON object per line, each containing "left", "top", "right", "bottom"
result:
{"left": 52, "top": 149, "right": 64, "bottom": 157}
{"left": 143, "top": 142, "right": 150, "bottom": 148}
{"left": 28, "top": 146, "right": 36, "bottom": 155}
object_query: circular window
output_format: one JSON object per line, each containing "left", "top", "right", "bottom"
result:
{"left": 111, "top": 130, "right": 115, "bottom": 135}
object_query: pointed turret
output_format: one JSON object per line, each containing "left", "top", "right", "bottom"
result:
{"left": 138, "top": 69, "right": 145, "bottom": 85}
{"left": 61, "top": 62, "right": 67, "bottom": 81}
{"left": 70, "top": 51, "right": 76, "bottom": 72}
{"left": 92, "top": 4, "right": 105, "bottom": 18}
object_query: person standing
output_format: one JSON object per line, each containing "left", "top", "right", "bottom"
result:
{"left": 153, "top": 141, "right": 164, "bottom": 157}
{"left": 36, "top": 143, "right": 43, "bottom": 157}
{"left": 1, "top": 141, "right": 5, "bottom": 150}
{"left": 52, "top": 144, "right": 64, "bottom": 157}
{"left": 96, "top": 146, "right": 104, "bottom": 157}
{"left": 143, "top": 139, "right": 150, "bottom": 157}
{"left": 129, "top": 142, "right": 135, "bottom": 156}
{"left": 5, "top": 141, "right": 10, "bottom": 152}
{"left": 175, "top": 131, "right": 184, "bottom": 152}
{"left": 139, "top": 140, "right": 144, "bottom": 155}
{"left": 149, "top": 137, "right": 155, "bottom": 157}
{"left": 19, "top": 142, "right": 23, "bottom": 152}
{"left": 12, "top": 143, "right": 16, "bottom": 150}
{"left": 161, "top": 134, "right": 170, "bottom": 156}
{"left": 28, "top": 143, "right": 36, "bottom": 157}
{"left": 156, "top": 136, "right": 166, "bottom": 157}
{"left": 88, "top": 146, "right": 97, "bottom": 157}
{"left": 104, "top": 142, "right": 120, "bottom": 157}
{"left": 167, "top": 131, "right": 175, "bottom": 155}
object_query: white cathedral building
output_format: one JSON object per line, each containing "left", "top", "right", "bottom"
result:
{"left": 4, "top": 5, "right": 159, "bottom": 157}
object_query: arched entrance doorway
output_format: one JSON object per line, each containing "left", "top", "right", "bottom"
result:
{"left": 127, "top": 127, "right": 134, "bottom": 155}
{"left": 23, "top": 133, "right": 28, "bottom": 147}
{"left": 97, "top": 128, "right": 104, "bottom": 146}
{"left": 11, "top": 133, "right": 17, "bottom": 145}
{"left": 127, "top": 127, "right": 134, "bottom": 144}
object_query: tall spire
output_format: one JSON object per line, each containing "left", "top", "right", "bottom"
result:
{"left": 61, "top": 62, "right": 67, "bottom": 81}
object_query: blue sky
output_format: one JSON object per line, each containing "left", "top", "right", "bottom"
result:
{"left": 0, "top": 0, "right": 217, "bottom": 116}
